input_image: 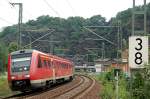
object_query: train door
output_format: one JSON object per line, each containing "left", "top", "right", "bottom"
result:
{"left": 52, "top": 59, "right": 56, "bottom": 83}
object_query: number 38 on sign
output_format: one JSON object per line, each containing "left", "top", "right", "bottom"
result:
{"left": 129, "top": 36, "right": 149, "bottom": 69}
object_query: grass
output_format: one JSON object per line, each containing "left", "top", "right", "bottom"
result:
{"left": 76, "top": 72, "right": 130, "bottom": 99}
{"left": 0, "top": 75, "right": 13, "bottom": 98}
{"left": 93, "top": 72, "right": 130, "bottom": 99}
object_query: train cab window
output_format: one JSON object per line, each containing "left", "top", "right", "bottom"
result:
{"left": 38, "top": 56, "right": 42, "bottom": 68}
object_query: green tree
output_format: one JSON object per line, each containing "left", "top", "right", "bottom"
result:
{"left": 8, "top": 42, "right": 17, "bottom": 53}
{"left": 0, "top": 26, "right": 17, "bottom": 38}
{"left": 0, "top": 43, "right": 8, "bottom": 72}
{"left": 87, "top": 15, "right": 106, "bottom": 26}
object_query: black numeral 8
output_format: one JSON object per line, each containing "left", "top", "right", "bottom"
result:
{"left": 134, "top": 52, "right": 142, "bottom": 65}
{"left": 134, "top": 38, "right": 142, "bottom": 65}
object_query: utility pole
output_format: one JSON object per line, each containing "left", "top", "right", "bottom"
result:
{"left": 116, "top": 21, "right": 120, "bottom": 99}
{"left": 132, "top": 0, "right": 147, "bottom": 35}
{"left": 120, "top": 22, "right": 123, "bottom": 59}
{"left": 50, "top": 33, "right": 54, "bottom": 54}
{"left": 21, "top": 32, "right": 32, "bottom": 49}
{"left": 102, "top": 41, "right": 105, "bottom": 60}
{"left": 30, "top": 36, "right": 31, "bottom": 49}
{"left": 28, "top": 32, "right": 32, "bottom": 49}
{"left": 10, "top": 3, "right": 23, "bottom": 49}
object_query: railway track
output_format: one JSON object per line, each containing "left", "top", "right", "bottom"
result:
{"left": 52, "top": 75, "right": 95, "bottom": 99}
{"left": 4, "top": 75, "right": 96, "bottom": 99}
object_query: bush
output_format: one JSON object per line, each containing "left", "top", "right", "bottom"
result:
{"left": 96, "top": 70, "right": 129, "bottom": 99}
{"left": 100, "top": 82, "right": 115, "bottom": 99}
{"left": 129, "top": 65, "right": 150, "bottom": 99}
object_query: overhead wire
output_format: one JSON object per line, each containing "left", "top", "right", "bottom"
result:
{"left": 0, "top": 17, "right": 13, "bottom": 24}
{"left": 43, "top": 0, "right": 60, "bottom": 17}
{"left": 0, "top": 0, "right": 16, "bottom": 25}
{"left": 65, "top": 0, "right": 77, "bottom": 16}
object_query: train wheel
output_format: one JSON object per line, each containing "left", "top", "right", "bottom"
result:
{"left": 46, "top": 81, "right": 51, "bottom": 89}
{"left": 69, "top": 76, "right": 73, "bottom": 81}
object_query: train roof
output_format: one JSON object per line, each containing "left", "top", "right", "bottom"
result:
{"left": 11, "top": 49, "right": 33, "bottom": 55}
{"left": 10, "top": 49, "right": 72, "bottom": 63}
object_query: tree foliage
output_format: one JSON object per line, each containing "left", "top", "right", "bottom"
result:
{"left": 0, "top": 43, "right": 8, "bottom": 72}
{"left": 129, "top": 65, "right": 150, "bottom": 99}
{"left": 0, "top": 3, "right": 150, "bottom": 64}
{"left": 8, "top": 42, "right": 17, "bottom": 53}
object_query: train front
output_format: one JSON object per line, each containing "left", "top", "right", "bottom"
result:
{"left": 7, "top": 50, "right": 33, "bottom": 91}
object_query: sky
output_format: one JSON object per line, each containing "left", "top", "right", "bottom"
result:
{"left": 0, "top": 0, "right": 150, "bottom": 30}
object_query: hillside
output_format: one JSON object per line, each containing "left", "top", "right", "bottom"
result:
{"left": 0, "top": 3, "right": 150, "bottom": 71}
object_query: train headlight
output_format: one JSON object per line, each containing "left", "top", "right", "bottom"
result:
{"left": 11, "top": 76, "right": 15, "bottom": 79}
{"left": 24, "top": 67, "right": 27, "bottom": 71}
{"left": 24, "top": 74, "right": 30, "bottom": 78}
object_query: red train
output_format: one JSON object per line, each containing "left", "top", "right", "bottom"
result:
{"left": 7, "top": 49, "right": 74, "bottom": 91}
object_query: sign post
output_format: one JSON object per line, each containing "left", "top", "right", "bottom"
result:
{"left": 129, "top": 0, "right": 147, "bottom": 98}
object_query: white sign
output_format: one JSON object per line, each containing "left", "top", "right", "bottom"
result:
{"left": 95, "top": 64, "right": 102, "bottom": 72}
{"left": 129, "top": 36, "right": 148, "bottom": 68}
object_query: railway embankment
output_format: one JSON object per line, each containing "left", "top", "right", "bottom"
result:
{"left": 2, "top": 75, "right": 101, "bottom": 99}
{"left": 0, "top": 75, "right": 15, "bottom": 98}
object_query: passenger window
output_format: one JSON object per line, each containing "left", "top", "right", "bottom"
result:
{"left": 51, "top": 61, "right": 53, "bottom": 67}
{"left": 44, "top": 60, "right": 47, "bottom": 67}
{"left": 67, "top": 64, "right": 69, "bottom": 69}
{"left": 62, "top": 63, "right": 66, "bottom": 68}
{"left": 53, "top": 62, "right": 55, "bottom": 67}
{"left": 48, "top": 61, "right": 51, "bottom": 67}
{"left": 57, "top": 62, "right": 59, "bottom": 68}
{"left": 61, "top": 63, "right": 63, "bottom": 68}
{"left": 59, "top": 62, "right": 61, "bottom": 69}
{"left": 38, "top": 56, "right": 42, "bottom": 68}
{"left": 63, "top": 64, "right": 65, "bottom": 68}
{"left": 56, "top": 62, "right": 58, "bottom": 69}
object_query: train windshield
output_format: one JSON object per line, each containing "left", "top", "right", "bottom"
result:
{"left": 11, "top": 53, "right": 32, "bottom": 72}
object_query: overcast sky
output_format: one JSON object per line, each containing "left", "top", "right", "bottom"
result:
{"left": 0, "top": 0, "right": 150, "bottom": 29}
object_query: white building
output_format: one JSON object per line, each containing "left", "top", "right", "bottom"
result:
{"left": 95, "top": 63, "right": 102, "bottom": 72}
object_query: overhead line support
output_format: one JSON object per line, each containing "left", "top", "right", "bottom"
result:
{"left": 10, "top": 3, "right": 23, "bottom": 50}
{"left": 22, "top": 29, "right": 55, "bottom": 48}
{"left": 83, "top": 26, "right": 116, "bottom": 46}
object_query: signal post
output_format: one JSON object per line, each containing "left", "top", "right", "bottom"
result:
{"left": 129, "top": 0, "right": 148, "bottom": 98}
